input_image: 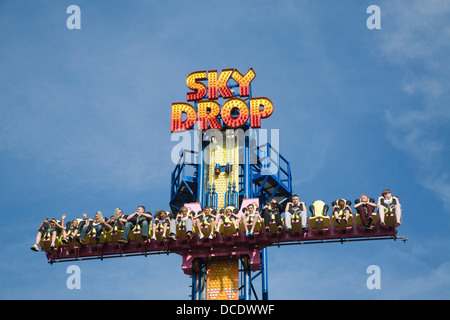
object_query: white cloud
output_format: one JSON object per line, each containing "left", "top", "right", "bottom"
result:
{"left": 381, "top": 260, "right": 450, "bottom": 299}
{"left": 379, "top": 0, "right": 450, "bottom": 208}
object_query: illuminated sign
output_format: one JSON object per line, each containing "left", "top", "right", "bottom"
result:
{"left": 171, "top": 68, "right": 273, "bottom": 132}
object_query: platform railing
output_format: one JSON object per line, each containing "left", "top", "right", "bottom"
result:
{"left": 170, "top": 150, "right": 198, "bottom": 210}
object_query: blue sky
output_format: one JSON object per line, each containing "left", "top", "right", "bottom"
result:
{"left": 1, "top": 0, "right": 449, "bottom": 299}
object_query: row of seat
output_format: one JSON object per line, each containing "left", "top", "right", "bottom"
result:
{"left": 38, "top": 210, "right": 396, "bottom": 251}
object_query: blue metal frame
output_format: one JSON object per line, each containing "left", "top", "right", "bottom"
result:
{"left": 197, "top": 124, "right": 204, "bottom": 204}
{"left": 170, "top": 81, "right": 292, "bottom": 300}
{"left": 225, "top": 182, "right": 239, "bottom": 208}
{"left": 203, "top": 182, "right": 218, "bottom": 210}
{"left": 190, "top": 262, "right": 207, "bottom": 300}
{"left": 237, "top": 140, "right": 292, "bottom": 300}
{"left": 170, "top": 151, "right": 198, "bottom": 213}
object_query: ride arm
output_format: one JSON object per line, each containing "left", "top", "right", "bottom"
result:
{"left": 309, "top": 205, "right": 315, "bottom": 217}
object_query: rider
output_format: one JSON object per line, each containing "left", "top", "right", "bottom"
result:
{"left": 377, "top": 189, "right": 402, "bottom": 227}
{"left": 284, "top": 195, "right": 308, "bottom": 233}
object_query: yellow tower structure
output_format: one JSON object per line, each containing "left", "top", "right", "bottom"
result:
{"left": 206, "top": 259, "right": 240, "bottom": 300}
{"left": 207, "top": 130, "right": 240, "bottom": 209}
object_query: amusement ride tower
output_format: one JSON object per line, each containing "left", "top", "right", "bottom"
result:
{"left": 39, "top": 68, "right": 405, "bottom": 300}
